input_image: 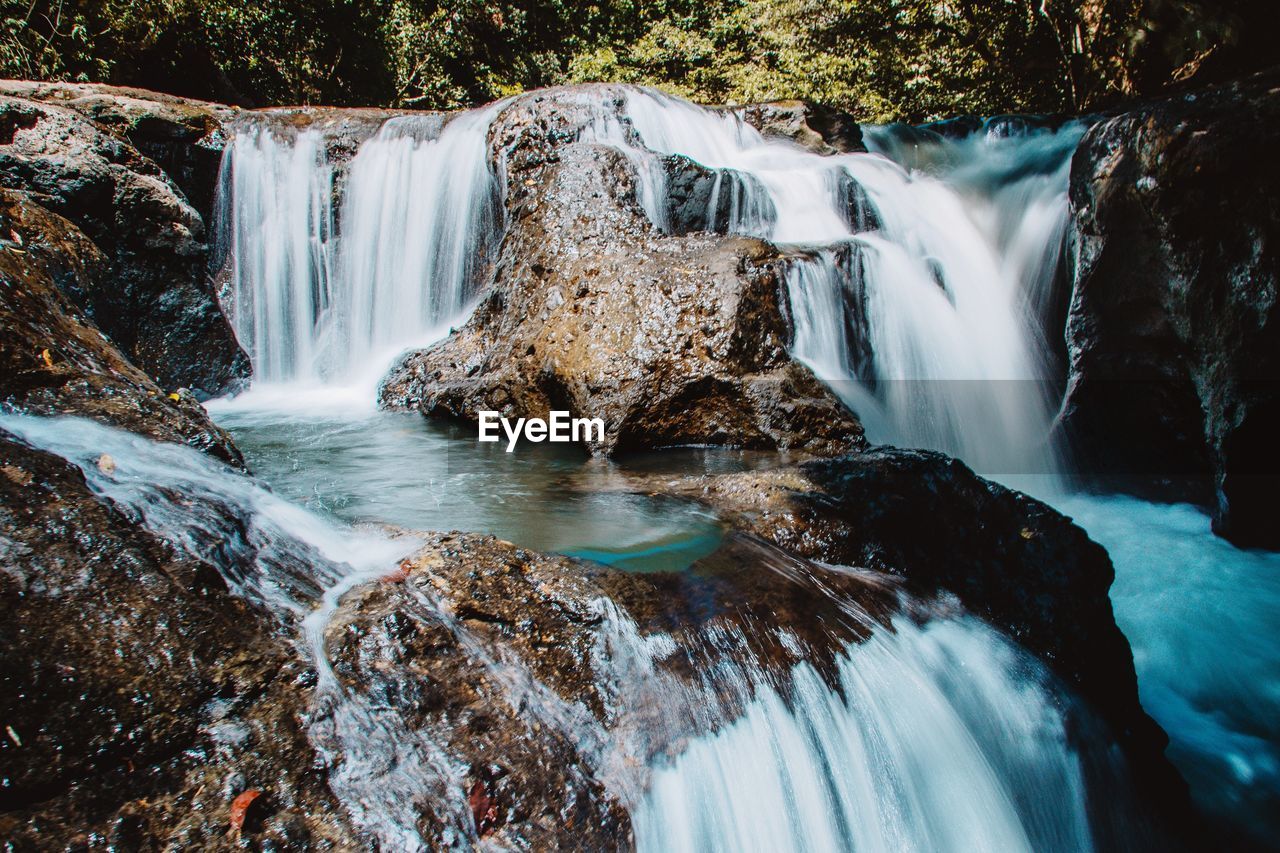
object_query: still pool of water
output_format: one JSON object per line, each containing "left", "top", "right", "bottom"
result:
{"left": 211, "top": 405, "right": 794, "bottom": 574}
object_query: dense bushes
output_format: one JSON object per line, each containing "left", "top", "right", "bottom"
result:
{"left": 2, "top": 0, "right": 1274, "bottom": 119}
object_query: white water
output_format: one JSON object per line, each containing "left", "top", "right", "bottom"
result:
{"left": 618, "top": 90, "right": 1080, "bottom": 477}
{"left": 616, "top": 614, "right": 1096, "bottom": 853}
{"left": 216, "top": 105, "right": 502, "bottom": 393}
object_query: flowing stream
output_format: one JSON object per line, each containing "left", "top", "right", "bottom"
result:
{"left": 15, "top": 87, "right": 1266, "bottom": 847}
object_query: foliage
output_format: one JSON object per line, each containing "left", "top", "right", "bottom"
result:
{"left": 1, "top": 0, "right": 1271, "bottom": 119}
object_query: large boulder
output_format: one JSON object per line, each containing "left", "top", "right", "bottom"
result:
{"left": 0, "top": 189, "right": 240, "bottom": 464}
{"left": 0, "top": 429, "right": 357, "bottom": 850}
{"left": 380, "top": 89, "right": 864, "bottom": 456}
{"left": 0, "top": 80, "right": 239, "bottom": 218}
{"left": 1060, "top": 69, "right": 1280, "bottom": 547}
{"left": 0, "top": 90, "right": 248, "bottom": 397}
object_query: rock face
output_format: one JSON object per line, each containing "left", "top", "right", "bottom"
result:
{"left": 380, "top": 90, "right": 864, "bottom": 456}
{"left": 0, "top": 429, "right": 357, "bottom": 850}
{"left": 641, "top": 447, "right": 1187, "bottom": 824}
{"left": 732, "top": 100, "right": 866, "bottom": 154}
{"left": 0, "top": 88, "right": 248, "bottom": 397}
{"left": 1060, "top": 69, "right": 1280, "bottom": 547}
{"left": 0, "top": 190, "right": 241, "bottom": 464}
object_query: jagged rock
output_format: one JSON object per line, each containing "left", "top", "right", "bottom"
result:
{"left": 732, "top": 100, "right": 866, "bottom": 154}
{"left": 1060, "top": 69, "right": 1280, "bottom": 547}
{"left": 0, "top": 189, "right": 240, "bottom": 465}
{"left": 380, "top": 90, "right": 864, "bottom": 456}
{"left": 633, "top": 447, "right": 1188, "bottom": 824}
{"left": 0, "top": 91, "right": 248, "bottom": 397}
{"left": 0, "top": 432, "right": 356, "bottom": 850}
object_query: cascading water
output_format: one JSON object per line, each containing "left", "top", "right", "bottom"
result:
{"left": 196, "top": 85, "right": 1273, "bottom": 847}
{"left": 215, "top": 105, "right": 503, "bottom": 393}
{"left": 604, "top": 610, "right": 1101, "bottom": 853}
{"left": 617, "top": 90, "right": 1080, "bottom": 477}
{"left": 217, "top": 126, "right": 337, "bottom": 385}
{"left": 1, "top": 413, "right": 1114, "bottom": 851}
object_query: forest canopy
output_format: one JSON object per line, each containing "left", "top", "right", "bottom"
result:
{"left": 2, "top": 0, "right": 1274, "bottom": 121}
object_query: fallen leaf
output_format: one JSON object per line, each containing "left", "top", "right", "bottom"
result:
{"left": 468, "top": 780, "right": 499, "bottom": 837}
{"left": 228, "top": 789, "right": 261, "bottom": 838}
{"left": 168, "top": 392, "right": 181, "bottom": 402}
{"left": 97, "top": 454, "right": 116, "bottom": 475}
{"left": 382, "top": 558, "right": 413, "bottom": 583}
{"left": 39, "top": 348, "right": 52, "bottom": 368}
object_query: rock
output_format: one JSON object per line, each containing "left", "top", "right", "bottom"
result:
{"left": 380, "top": 90, "right": 864, "bottom": 457}
{"left": 0, "top": 189, "right": 241, "bottom": 465}
{"left": 638, "top": 447, "right": 1188, "bottom": 826}
{"left": 0, "top": 91, "right": 248, "bottom": 397}
{"left": 732, "top": 100, "right": 866, "bottom": 154}
{"left": 0, "top": 431, "right": 355, "bottom": 849}
{"left": 0, "top": 80, "right": 238, "bottom": 218}
{"left": 322, "top": 526, "right": 900, "bottom": 847}
{"left": 1060, "top": 68, "right": 1280, "bottom": 547}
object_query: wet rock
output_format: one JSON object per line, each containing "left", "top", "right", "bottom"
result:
{"left": 0, "top": 80, "right": 239, "bottom": 218}
{"left": 732, "top": 100, "right": 866, "bottom": 155}
{"left": 323, "top": 527, "right": 900, "bottom": 848}
{"left": 380, "top": 90, "right": 864, "bottom": 457}
{"left": 661, "top": 155, "right": 776, "bottom": 236}
{"left": 0, "top": 432, "right": 355, "bottom": 849}
{"left": 640, "top": 447, "right": 1188, "bottom": 821}
{"left": 0, "top": 90, "right": 248, "bottom": 397}
{"left": 1060, "top": 68, "right": 1280, "bottom": 547}
{"left": 0, "top": 190, "right": 241, "bottom": 465}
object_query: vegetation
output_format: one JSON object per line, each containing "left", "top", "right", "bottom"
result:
{"left": 2, "top": 0, "right": 1273, "bottom": 121}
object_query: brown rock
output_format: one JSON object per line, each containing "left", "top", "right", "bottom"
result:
{"left": 380, "top": 89, "right": 864, "bottom": 457}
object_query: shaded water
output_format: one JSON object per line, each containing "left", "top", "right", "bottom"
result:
{"left": 210, "top": 403, "right": 738, "bottom": 573}
{"left": 1057, "top": 494, "right": 1280, "bottom": 840}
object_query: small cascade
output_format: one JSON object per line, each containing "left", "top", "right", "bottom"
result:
{"left": 586, "top": 599, "right": 1104, "bottom": 853}
{"left": 608, "top": 89, "right": 1082, "bottom": 477}
{"left": 215, "top": 105, "right": 503, "bottom": 391}
{"left": 334, "top": 108, "right": 502, "bottom": 374}
{"left": 216, "top": 126, "right": 337, "bottom": 384}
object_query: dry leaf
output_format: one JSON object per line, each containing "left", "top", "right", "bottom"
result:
{"left": 97, "top": 455, "right": 116, "bottom": 475}
{"left": 228, "top": 789, "right": 262, "bottom": 838}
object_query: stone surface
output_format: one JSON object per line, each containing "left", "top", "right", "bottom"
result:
{"left": 1060, "top": 69, "right": 1280, "bottom": 547}
{"left": 380, "top": 89, "right": 865, "bottom": 457}
{"left": 0, "top": 431, "right": 356, "bottom": 850}
{"left": 0, "top": 189, "right": 241, "bottom": 464}
{"left": 732, "top": 100, "right": 866, "bottom": 154}
{"left": 0, "top": 90, "right": 248, "bottom": 397}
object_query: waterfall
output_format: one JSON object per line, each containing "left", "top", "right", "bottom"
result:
{"left": 623, "top": 616, "right": 1095, "bottom": 853}
{"left": 614, "top": 90, "right": 1082, "bottom": 477}
{"left": 217, "top": 126, "right": 337, "bottom": 385}
{"left": 2, "top": 411, "right": 1123, "bottom": 851}
{"left": 215, "top": 106, "right": 503, "bottom": 391}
